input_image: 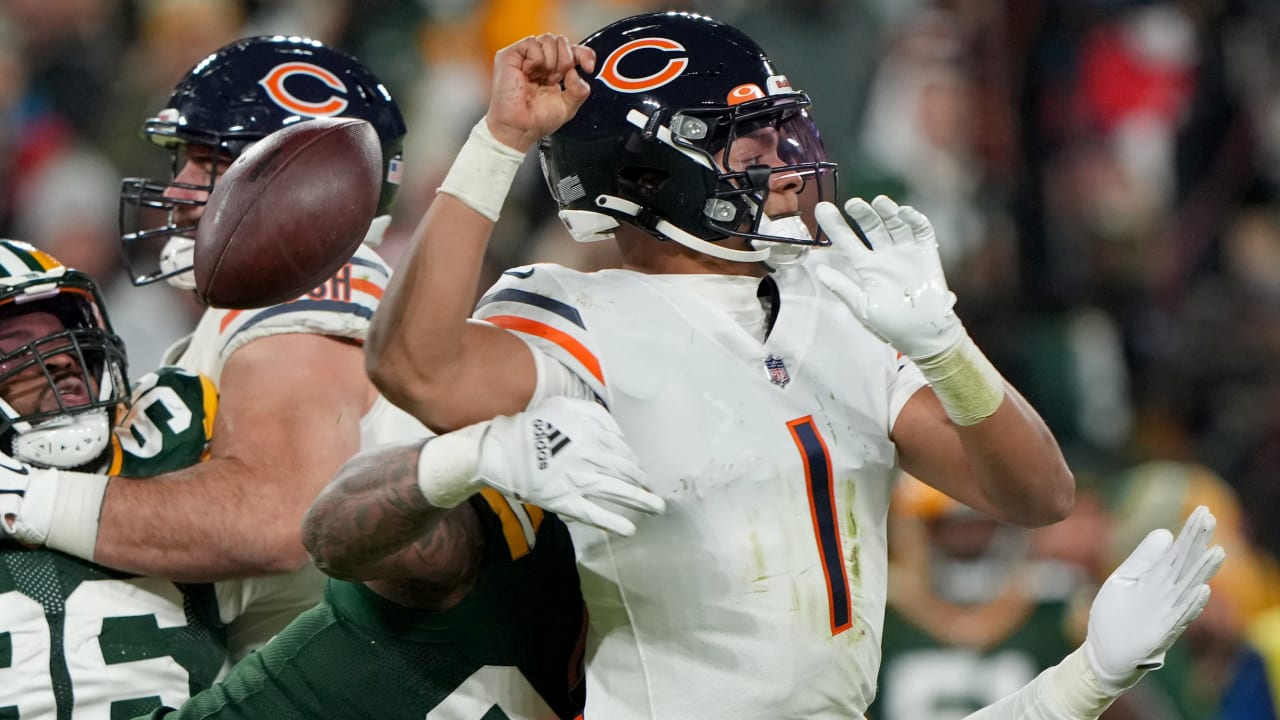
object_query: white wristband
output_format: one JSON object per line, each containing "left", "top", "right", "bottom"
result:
{"left": 437, "top": 118, "right": 527, "bottom": 222}
{"left": 416, "top": 422, "right": 488, "bottom": 508}
{"left": 44, "top": 471, "right": 110, "bottom": 561}
{"left": 914, "top": 334, "right": 1006, "bottom": 426}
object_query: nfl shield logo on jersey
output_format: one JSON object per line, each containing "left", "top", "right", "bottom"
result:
{"left": 764, "top": 354, "right": 790, "bottom": 387}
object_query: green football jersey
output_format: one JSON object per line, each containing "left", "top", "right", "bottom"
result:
{"left": 112, "top": 367, "right": 218, "bottom": 478}
{"left": 0, "top": 366, "right": 226, "bottom": 720}
{"left": 140, "top": 490, "right": 587, "bottom": 720}
{"left": 0, "top": 547, "right": 228, "bottom": 720}
{"left": 868, "top": 595, "right": 1075, "bottom": 719}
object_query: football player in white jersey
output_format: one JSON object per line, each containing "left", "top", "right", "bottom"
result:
{"left": 366, "top": 11, "right": 1076, "bottom": 719}
{"left": 0, "top": 37, "right": 424, "bottom": 651}
{"left": 0, "top": 239, "right": 303, "bottom": 716}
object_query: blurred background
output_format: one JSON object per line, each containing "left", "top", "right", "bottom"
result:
{"left": 3, "top": 0, "right": 1279, "bottom": 716}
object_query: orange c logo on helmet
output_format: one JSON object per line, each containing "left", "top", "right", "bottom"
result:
{"left": 258, "top": 62, "right": 350, "bottom": 117}
{"left": 597, "top": 38, "right": 689, "bottom": 93}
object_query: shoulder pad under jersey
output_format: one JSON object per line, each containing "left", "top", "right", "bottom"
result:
{"left": 473, "top": 264, "right": 607, "bottom": 402}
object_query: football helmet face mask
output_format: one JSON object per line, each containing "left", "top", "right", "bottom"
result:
{"left": 120, "top": 35, "right": 407, "bottom": 288}
{"left": 539, "top": 11, "right": 838, "bottom": 264}
{"left": 0, "top": 241, "right": 129, "bottom": 470}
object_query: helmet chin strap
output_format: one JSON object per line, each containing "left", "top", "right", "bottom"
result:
{"left": 594, "top": 194, "right": 771, "bottom": 263}
{"left": 655, "top": 219, "right": 772, "bottom": 263}
{"left": 13, "top": 411, "right": 112, "bottom": 470}
{"left": 563, "top": 197, "right": 818, "bottom": 266}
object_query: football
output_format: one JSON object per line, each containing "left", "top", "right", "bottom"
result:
{"left": 193, "top": 117, "right": 382, "bottom": 309}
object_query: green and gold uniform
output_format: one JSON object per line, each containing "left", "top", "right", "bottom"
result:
{"left": 0, "top": 368, "right": 227, "bottom": 720}
{"left": 141, "top": 489, "right": 587, "bottom": 720}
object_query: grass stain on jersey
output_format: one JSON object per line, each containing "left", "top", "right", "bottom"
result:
{"left": 840, "top": 476, "right": 862, "bottom": 591}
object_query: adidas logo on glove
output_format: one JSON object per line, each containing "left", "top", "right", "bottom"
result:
{"left": 532, "top": 419, "right": 571, "bottom": 470}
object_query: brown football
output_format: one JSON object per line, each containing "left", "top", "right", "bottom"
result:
{"left": 193, "top": 117, "right": 382, "bottom": 309}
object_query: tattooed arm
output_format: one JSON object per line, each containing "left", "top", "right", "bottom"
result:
{"left": 303, "top": 398, "right": 660, "bottom": 610}
{"left": 301, "top": 437, "right": 486, "bottom": 612}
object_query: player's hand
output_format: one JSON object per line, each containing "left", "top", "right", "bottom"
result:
{"left": 486, "top": 34, "right": 595, "bottom": 153}
{"left": 0, "top": 454, "right": 58, "bottom": 545}
{"left": 815, "top": 196, "right": 964, "bottom": 360}
{"left": 1084, "top": 505, "right": 1225, "bottom": 691}
{"left": 478, "top": 397, "right": 664, "bottom": 536}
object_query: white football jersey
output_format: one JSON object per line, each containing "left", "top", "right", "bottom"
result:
{"left": 163, "top": 237, "right": 431, "bottom": 657}
{"left": 475, "top": 259, "right": 927, "bottom": 719}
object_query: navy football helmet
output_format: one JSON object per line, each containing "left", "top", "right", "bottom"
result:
{"left": 0, "top": 241, "right": 128, "bottom": 470}
{"left": 540, "top": 12, "right": 838, "bottom": 264}
{"left": 120, "top": 35, "right": 407, "bottom": 287}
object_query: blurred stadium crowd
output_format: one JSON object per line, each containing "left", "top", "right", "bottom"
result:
{"left": 5, "top": 0, "right": 1280, "bottom": 716}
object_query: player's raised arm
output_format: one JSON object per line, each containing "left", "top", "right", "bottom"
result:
{"left": 816, "top": 197, "right": 1075, "bottom": 526}
{"left": 366, "top": 35, "right": 595, "bottom": 432}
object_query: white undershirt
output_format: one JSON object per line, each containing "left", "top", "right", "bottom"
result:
{"left": 645, "top": 274, "right": 772, "bottom": 342}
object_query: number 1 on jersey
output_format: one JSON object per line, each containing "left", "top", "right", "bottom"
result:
{"left": 787, "top": 416, "right": 852, "bottom": 635}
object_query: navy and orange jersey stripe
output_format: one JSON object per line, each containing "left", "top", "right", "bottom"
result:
{"left": 787, "top": 416, "right": 852, "bottom": 635}
{"left": 474, "top": 266, "right": 608, "bottom": 401}
{"left": 212, "top": 247, "right": 389, "bottom": 359}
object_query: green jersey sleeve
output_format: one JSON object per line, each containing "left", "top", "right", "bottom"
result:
{"left": 111, "top": 366, "right": 217, "bottom": 477}
{"left": 136, "top": 493, "right": 587, "bottom": 720}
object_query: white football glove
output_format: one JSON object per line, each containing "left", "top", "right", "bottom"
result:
{"left": 418, "top": 397, "right": 665, "bottom": 536}
{"left": 814, "top": 196, "right": 963, "bottom": 360}
{"left": 1084, "top": 505, "right": 1225, "bottom": 691}
{"left": 0, "top": 453, "right": 108, "bottom": 558}
{"left": 0, "top": 455, "right": 58, "bottom": 544}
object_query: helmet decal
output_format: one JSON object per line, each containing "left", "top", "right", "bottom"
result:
{"left": 766, "top": 75, "right": 796, "bottom": 95}
{"left": 727, "top": 83, "right": 765, "bottom": 105}
{"left": 596, "top": 38, "right": 689, "bottom": 93}
{"left": 0, "top": 240, "right": 62, "bottom": 276}
{"left": 258, "top": 61, "right": 351, "bottom": 117}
